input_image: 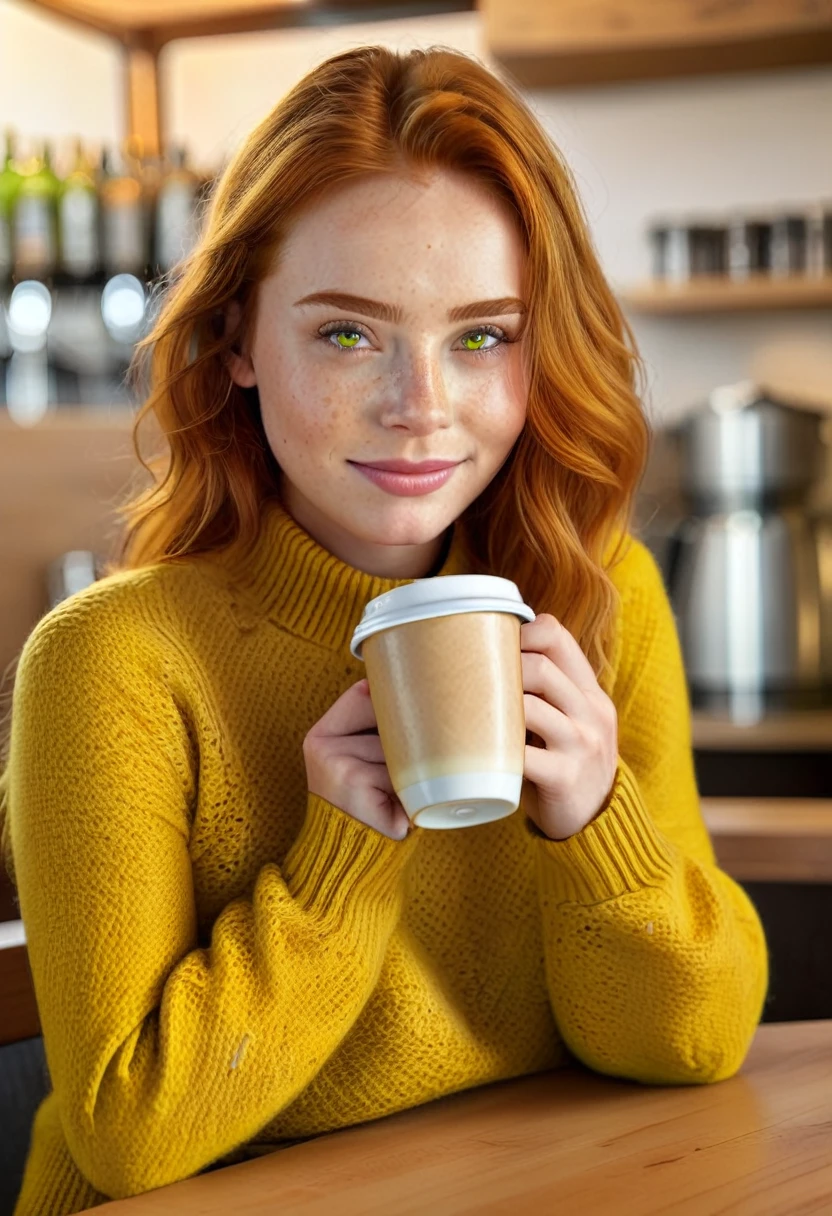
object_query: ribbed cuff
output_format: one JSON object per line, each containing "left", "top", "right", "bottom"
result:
{"left": 525, "top": 760, "right": 676, "bottom": 905}
{"left": 281, "top": 792, "right": 420, "bottom": 937}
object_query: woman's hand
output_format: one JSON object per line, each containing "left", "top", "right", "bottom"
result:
{"left": 521, "top": 614, "right": 619, "bottom": 841}
{"left": 303, "top": 678, "right": 412, "bottom": 842}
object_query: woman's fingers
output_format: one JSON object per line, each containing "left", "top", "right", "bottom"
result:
{"left": 521, "top": 614, "right": 598, "bottom": 695}
{"left": 366, "top": 787, "right": 411, "bottom": 840}
{"left": 340, "top": 733, "right": 386, "bottom": 764}
{"left": 523, "top": 691, "right": 573, "bottom": 750}
{"left": 521, "top": 650, "right": 587, "bottom": 721}
{"left": 524, "top": 741, "right": 562, "bottom": 794}
{"left": 303, "top": 680, "right": 413, "bottom": 841}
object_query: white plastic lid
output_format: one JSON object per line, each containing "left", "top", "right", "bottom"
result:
{"left": 350, "top": 574, "right": 535, "bottom": 659}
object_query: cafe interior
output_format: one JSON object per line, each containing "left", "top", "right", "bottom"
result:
{"left": 1, "top": 0, "right": 831, "bottom": 1212}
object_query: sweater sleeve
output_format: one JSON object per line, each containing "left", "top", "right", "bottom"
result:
{"left": 522, "top": 539, "right": 768, "bottom": 1085}
{"left": 3, "top": 599, "right": 419, "bottom": 1199}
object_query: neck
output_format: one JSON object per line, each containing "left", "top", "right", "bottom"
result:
{"left": 205, "top": 494, "right": 472, "bottom": 654}
{"left": 280, "top": 480, "right": 449, "bottom": 580}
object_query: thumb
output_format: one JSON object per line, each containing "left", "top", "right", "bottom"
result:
{"left": 367, "top": 787, "right": 411, "bottom": 841}
{"left": 308, "top": 676, "right": 377, "bottom": 738}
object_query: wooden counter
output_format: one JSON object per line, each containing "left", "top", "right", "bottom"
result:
{"left": 702, "top": 798, "right": 832, "bottom": 883}
{"left": 0, "top": 408, "right": 148, "bottom": 701}
{"left": 89, "top": 1020, "right": 832, "bottom": 1215}
{"left": 693, "top": 711, "right": 832, "bottom": 752}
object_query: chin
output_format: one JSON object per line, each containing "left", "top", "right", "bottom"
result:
{"left": 351, "top": 500, "right": 458, "bottom": 548}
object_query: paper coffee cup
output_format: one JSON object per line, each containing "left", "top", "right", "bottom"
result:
{"left": 350, "top": 575, "right": 535, "bottom": 830}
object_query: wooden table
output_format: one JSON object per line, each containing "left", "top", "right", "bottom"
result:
{"left": 92, "top": 1021, "right": 832, "bottom": 1215}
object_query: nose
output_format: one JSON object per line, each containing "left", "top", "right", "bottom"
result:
{"left": 379, "top": 349, "right": 454, "bottom": 436}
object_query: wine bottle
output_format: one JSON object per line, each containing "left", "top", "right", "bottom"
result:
{"left": 59, "top": 138, "right": 100, "bottom": 283}
{"left": 98, "top": 144, "right": 147, "bottom": 278}
{"left": 14, "top": 139, "right": 60, "bottom": 280}
{"left": 0, "top": 130, "right": 22, "bottom": 285}
{"left": 155, "top": 145, "right": 200, "bottom": 274}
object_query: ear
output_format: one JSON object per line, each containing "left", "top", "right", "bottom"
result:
{"left": 224, "top": 299, "right": 257, "bottom": 388}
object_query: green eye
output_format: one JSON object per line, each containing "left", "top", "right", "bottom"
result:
{"left": 462, "top": 332, "right": 488, "bottom": 351}
{"left": 334, "top": 331, "right": 361, "bottom": 348}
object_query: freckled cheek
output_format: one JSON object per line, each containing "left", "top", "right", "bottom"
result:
{"left": 461, "top": 388, "right": 527, "bottom": 448}
{"left": 288, "top": 362, "right": 364, "bottom": 430}
{"left": 267, "top": 392, "right": 364, "bottom": 464}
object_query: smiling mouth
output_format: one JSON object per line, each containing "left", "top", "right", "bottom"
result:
{"left": 348, "top": 459, "right": 464, "bottom": 497}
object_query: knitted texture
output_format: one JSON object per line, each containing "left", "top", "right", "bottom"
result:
{"left": 0, "top": 499, "right": 768, "bottom": 1212}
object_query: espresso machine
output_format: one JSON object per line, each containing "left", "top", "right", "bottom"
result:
{"left": 666, "top": 382, "right": 832, "bottom": 723}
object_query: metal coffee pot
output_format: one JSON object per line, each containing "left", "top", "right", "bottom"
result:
{"left": 668, "top": 382, "right": 832, "bottom": 722}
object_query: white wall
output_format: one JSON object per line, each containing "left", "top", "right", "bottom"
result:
{"left": 0, "top": 0, "right": 123, "bottom": 162}
{"left": 530, "top": 67, "right": 832, "bottom": 423}
{"left": 3, "top": 2, "right": 831, "bottom": 423}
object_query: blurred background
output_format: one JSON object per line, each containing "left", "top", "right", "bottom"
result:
{"left": 1, "top": 0, "right": 832, "bottom": 1153}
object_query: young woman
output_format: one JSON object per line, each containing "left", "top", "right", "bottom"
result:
{"left": 1, "top": 45, "right": 767, "bottom": 1214}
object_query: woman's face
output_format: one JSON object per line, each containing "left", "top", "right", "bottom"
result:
{"left": 228, "top": 167, "right": 529, "bottom": 576}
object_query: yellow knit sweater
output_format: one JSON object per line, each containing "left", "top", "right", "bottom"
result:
{"left": 1, "top": 498, "right": 767, "bottom": 1214}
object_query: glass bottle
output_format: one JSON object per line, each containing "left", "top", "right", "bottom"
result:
{"left": 155, "top": 145, "right": 200, "bottom": 274}
{"left": 98, "top": 144, "right": 147, "bottom": 278}
{"left": 14, "top": 139, "right": 60, "bottom": 280}
{"left": 59, "top": 138, "right": 100, "bottom": 283}
{"left": 0, "top": 129, "right": 22, "bottom": 285}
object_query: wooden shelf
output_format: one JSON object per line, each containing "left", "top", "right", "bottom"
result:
{"left": 621, "top": 274, "right": 832, "bottom": 315}
{"left": 702, "top": 797, "right": 832, "bottom": 883}
{"left": 27, "top": 0, "right": 832, "bottom": 164}
{"left": 692, "top": 711, "right": 832, "bottom": 752}
{"left": 483, "top": 0, "right": 832, "bottom": 89}
{"left": 25, "top": 0, "right": 475, "bottom": 47}
{"left": 25, "top": 0, "right": 474, "bottom": 155}
{"left": 30, "top": 0, "right": 832, "bottom": 72}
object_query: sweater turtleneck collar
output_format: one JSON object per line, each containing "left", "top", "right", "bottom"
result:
{"left": 213, "top": 496, "right": 474, "bottom": 652}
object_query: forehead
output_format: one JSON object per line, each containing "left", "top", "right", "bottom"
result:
{"left": 270, "top": 169, "right": 526, "bottom": 301}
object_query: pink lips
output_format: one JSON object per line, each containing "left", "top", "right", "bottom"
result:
{"left": 349, "top": 459, "right": 463, "bottom": 497}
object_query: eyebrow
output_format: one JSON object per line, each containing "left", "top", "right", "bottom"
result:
{"left": 293, "top": 291, "right": 527, "bottom": 324}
